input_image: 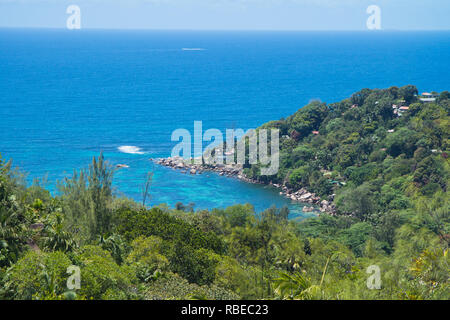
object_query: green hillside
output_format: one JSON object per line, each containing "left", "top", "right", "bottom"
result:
{"left": 0, "top": 86, "right": 448, "bottom": 300}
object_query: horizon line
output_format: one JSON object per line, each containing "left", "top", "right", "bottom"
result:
{"left": 1, "top": 26, "right": 450, "bottom": 32}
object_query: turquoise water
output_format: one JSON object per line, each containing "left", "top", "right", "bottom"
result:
{"left": 1, "top": 29, "right": 449, "bottom": 219}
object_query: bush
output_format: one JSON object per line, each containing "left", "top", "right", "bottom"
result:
{"left": 3, "top": 251, "right": 71, "bottom": 299}
{"left": 115, "top": 207, "right": 225, "bottom": 254}
{"left": 126, "top": 236, "right": 169, "bottom": 282}
{"left": 77, "top": 245, "right": 133, "bottom": 299}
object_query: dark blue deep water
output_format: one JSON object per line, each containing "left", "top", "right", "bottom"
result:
{"left": 0, "top": 29, "right": 449, "bottom": 219}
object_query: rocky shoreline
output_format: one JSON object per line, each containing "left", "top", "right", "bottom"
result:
{"left": 152, "top": 156, "right": 337, "bottom": 215}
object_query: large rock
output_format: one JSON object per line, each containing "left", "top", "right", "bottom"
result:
{"left": 299, "top": 192, "right": 312, "bottom": 200}
{"left": 303, "top": 206, "right": 315, "bottom": 213}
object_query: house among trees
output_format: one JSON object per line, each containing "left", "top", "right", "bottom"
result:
{"left": 420, "top": 92, "right": 439, "bottom": 102}
{"left": 392, "top": 104, "right": 409, "bottom": 116}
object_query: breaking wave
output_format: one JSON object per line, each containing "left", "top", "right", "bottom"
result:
{"left": 118, "top": 146, "right": 145, "bottom": 155}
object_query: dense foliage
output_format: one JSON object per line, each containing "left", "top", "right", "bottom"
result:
{"left": 0, "top": 86, "right": 448, "bottom": 300}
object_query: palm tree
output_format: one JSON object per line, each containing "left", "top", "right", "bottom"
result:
{"left": 42, "top": 213, "right": 76, "bottom": 252}
{"left": 0, "top": 208, "right": 26, "bottom": 267}
{"left": 272, "top": 251, "right": 345, "bottom": 300}
{"left": 0, "top": 164, "right": 27, "bottom": 267}
{"left": 98, "top": 233, "right": 126, "bottom": 264}
{"left": 272, "top": 271, "right": 320, "bottom": 300}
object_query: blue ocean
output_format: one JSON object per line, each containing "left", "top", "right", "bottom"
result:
{"left": 1, "top": 29, "right": 449, "bottom": 219}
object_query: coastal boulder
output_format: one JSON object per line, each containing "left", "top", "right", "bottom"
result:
{"left": 299, "top": 192, "right": 312, "bottom": 200}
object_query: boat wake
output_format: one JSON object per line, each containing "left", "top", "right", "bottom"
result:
{"left": 182, "top": 48, "right": 205, "bottom": 51}
{"left": 118, "top": 146, "right": 145, "bottom": 155}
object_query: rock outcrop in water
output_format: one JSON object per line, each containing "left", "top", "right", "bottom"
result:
{"left": 153, "top": 156, "right": 336, "bottom": 215}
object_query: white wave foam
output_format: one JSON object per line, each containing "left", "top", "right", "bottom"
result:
{"left": 118, "top": 146, "right": 145, "bottom": 155}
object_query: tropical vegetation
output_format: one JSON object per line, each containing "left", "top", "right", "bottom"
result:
{"left": 0, "top": 86, "right": 448, "bottom": 300}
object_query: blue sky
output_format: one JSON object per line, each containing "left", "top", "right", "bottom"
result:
{"left": 0, "top": 0, "right": 449, "bottom": 30}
